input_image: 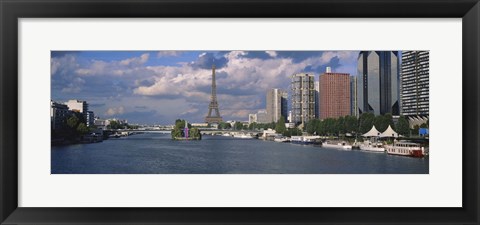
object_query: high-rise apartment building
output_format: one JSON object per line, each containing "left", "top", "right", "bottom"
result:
{"left": 350, "top": 76, "right": 358, "bottom": 117}
{"left": 357, "top": 51, "right": 400, "bottom": 116}
{"left": 319, "top": 69, "right": 351, "bottom": 119}
{"left": 266, "top": 88, "right": 288, "bottom": 123}
{"left": 86, "top": 111, "right": 95, "bottom": 127}
{"left": 65, "top": 99, "right": 89, "bottom": 121}
{"left": 314, "top": 81, "right": 320, "bottom": 118}
{"left": 50, "top": 101, "right": 70, "bottom": 130}
{"left": 290, "top": 73, "right": 316, "bottom": 126}
{"left": 400, "top": 51, "right": 429, "bottom": 116}
{"left": 256, "top": 110, "right": 269, "bottom": 124}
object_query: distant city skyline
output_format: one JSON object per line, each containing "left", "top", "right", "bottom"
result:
{"left": 52, "top": 50, "right": 359, "bottom": 124}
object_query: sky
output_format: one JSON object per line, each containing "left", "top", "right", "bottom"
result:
{"left": 51, "top": 50, "right": 360, "bottom": 125}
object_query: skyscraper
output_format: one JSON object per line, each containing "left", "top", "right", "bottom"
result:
{"left": 319, "top": 68, "right": 351, "bottom": 119}
{"left": 400, "top": 51, "right": 429, "bottom": 116}
{"left": 314, "top": 81, "right": 320, "bottom": 118}
{"left": 350, "top": 76, "right": 358, "bottom": 117}
{"left": 290, "top": 73, "right": 316, "bottom": 126}
{"left": 266, "top": 88, "right": 288, "bottom": 123}
{"left": 357, "top": 51, "right": 400, "bottom": 116}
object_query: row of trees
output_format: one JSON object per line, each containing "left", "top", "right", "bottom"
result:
{"left": 305, "top": 113, "right": 427, "bottom": 137}
{"left": 107, "top": 120, "right": 139, "bottom": 130}
{"left": 51, "top": 112, "right": 90, "bottom": 142}
{"left": 213, "top": 113, "right": 428, "bottom": 138}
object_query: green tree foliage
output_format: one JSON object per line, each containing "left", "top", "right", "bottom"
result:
{"left": 189, "top": 127, "right": 202, "bottom": 140}
{"left": 67, "top": 115, "right": 79, "bottom": 129}
{"left": 76, "top": 123, "right": 89, "bottom": 135}
{"left": 336, "top": 116, "right": 346, "bottom": 135}
{"left": 283, "top": 128, "right": 302, "bottom": 137}
{"left": 420, "top": 123, "right": 428, "bottom": 128}
{"left": 412, "top": 124, "right": 420, "bottom": 136}
{"left": 379, "top": 113, "right": 395, "bottom": 131}
{"left": 323, "top": 118, "right": 336, "bottom": 136}
{"left": 234, "top": 122, "right": 244, "bottom": 130}
{"left": 172, "top": 119, "right": 200, "bottom": 140}
{"left": 396, "top": 115, "right": 410, "bottom": 137}
{"left": 359, "top": 113, "right": 375, "bottom": 134}
{"left": 344, "top": 115, "right": 358, "bottom": 134}
{"left": 219, "top": 122, "right": 232, "bottom": 130}
{"left": 275, "top": 116, "right": 287, "bottom": 134}
{"left": 306, "top": 118, "right": 320, "bottom": 135}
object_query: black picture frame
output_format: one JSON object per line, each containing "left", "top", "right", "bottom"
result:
{"left": 1, "top": 0, "right": 479, "bottom": 224}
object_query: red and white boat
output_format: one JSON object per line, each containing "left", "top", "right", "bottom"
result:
{"left": 384, "top": 141, "right": 425, "bottom": 157}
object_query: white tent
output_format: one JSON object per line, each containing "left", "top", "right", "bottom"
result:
{"left": 362, "top": 125, "right": 381, "bottom": 137}
{"left": 380, "top": 125, "right": 400, "bottom": 138}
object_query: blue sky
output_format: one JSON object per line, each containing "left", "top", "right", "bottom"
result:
{"left": 51, "top": 50, "right": 359, "bottom": 125}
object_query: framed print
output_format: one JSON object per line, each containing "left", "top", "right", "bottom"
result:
{"left": 1, "top": 0, "right": 479, "bottom": 224}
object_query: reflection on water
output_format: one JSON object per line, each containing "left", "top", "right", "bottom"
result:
{"left": 52, "top": 133, "right": 429, "bottom": 174}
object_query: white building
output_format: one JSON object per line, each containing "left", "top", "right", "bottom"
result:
{"left": 65, "top": 99, "right": 89, "bottom": 122}
{"left": 248, "top": 114, "right": 257, "bottom": 124}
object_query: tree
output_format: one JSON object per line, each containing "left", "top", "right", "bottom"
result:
{"left": 306, "top": 118, "right": 319, "bottom": 135}
{"left": 396, "top": 115, "right": 410, "bottom": 137}
{"left": 219, "top": 122, "right": 231, "bottom": 130}
{"left": 189, "top": 127, "right": 202, "bottom": 140}
{"left": 412, "top": 124, "right": 420, "bottom": 136}
{"left": 359, "top": 113, "right": 375, "bottom": 134}
{"left": 323, "top": 118, "right": 336, "bottom": 136}
{"left": 275, "top": 116, "right": 287, "bottom": 134}
{"left": 420, "top": 123, "right": 428, "bottom": 128}
{"left": 67, "top": 115, "right": 79, "bottom": 129}
{"left": 344, "top": 115, "right": 358, "bottom": 134}
{"left": 283, "top": 128, "right": 302, "bottom": 137}
{"left": 335, "top": 116, "right": 346, "bottom": 135}
{"left": 234, "top": 122, "right": 243, "bottom": 130}
{"left": 76, "top": 123, "right": 89, "bottom": 135}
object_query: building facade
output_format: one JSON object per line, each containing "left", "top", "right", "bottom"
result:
{"left": 357, "top": 51, "right": 400, "bottom": 116}
{"left": 290, "top": 73, "right": 316, "bottom": 125}
{"left": 65, "top": 99, "right": 89, "bottom": 122}
{"left": 266, "top": 88, "right": 288, "bottom": 123}
{"left": 400, "top": 51, "right": 429, "bottom": 117}
{"left": 248, "top": 114, "right": 257, "bottom": 124}
{"left": 50, "top": 101, "right": 69, "bottom": 130}
{"left": 350, "top": 76, "right": 358, "bottom": 117}
{"left": 314, "top": 81, "right": 320, "bottom": 118}
{"left": 86, "top": 111, "right": 95, "bottom": 127}
{"left": 256, "top": 110, "right": 269, "bottom": 124}
{"left": 319, "top": 70, "right": 351, "bottom": 119}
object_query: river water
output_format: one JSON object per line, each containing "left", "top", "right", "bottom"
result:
{"left": 51, "top": 133, "right": 429, "bottom": 174}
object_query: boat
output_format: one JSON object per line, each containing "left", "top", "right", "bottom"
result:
{"left": 274, "top": 136, "right": 290, "bottom": 142}
{"left": 290, "top": 136, "right": 321, "bottom": 144}
{"left": 384, "top": 141, "right": 425, "bottom": 157}
{"left": 359, "top": 138, "right": 385, "bottom": 152}
{"left": 222, "top": 133, "right": 232, "bottom": 137}
{"left": 232, "top": 133, "right": 253, "bottom": 139}
{"left": 322, "top": 141, "right": 352, "bottom": 150}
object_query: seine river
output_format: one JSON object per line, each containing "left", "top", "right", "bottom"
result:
{"left": 51, "top": 133, "right": 429, "bottom": 174}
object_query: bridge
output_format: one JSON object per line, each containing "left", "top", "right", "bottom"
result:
{"left": 109, "top": 129, "right": 263, "bottom": 136}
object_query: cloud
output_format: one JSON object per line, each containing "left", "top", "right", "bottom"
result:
{"left": 61, "top": 77, "right": 85, "bottom": 93}
{"left": 52, "top": 50, "right": 360, "bottom": 124}
{"left": 157, "top": 51, "right": 183, "bottom": 58}
{"left": 105, "top": 106, "right": 125, "bottom": 116}
{"left": 119, "top": 53, "right": 149, "bottom": 66}
{"left": 190, "top": 52, "right": 228, "bottom": 69}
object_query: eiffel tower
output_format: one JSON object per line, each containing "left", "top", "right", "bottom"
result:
{"left": 205, "top": 64, "right": 223, "bottom": 123}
